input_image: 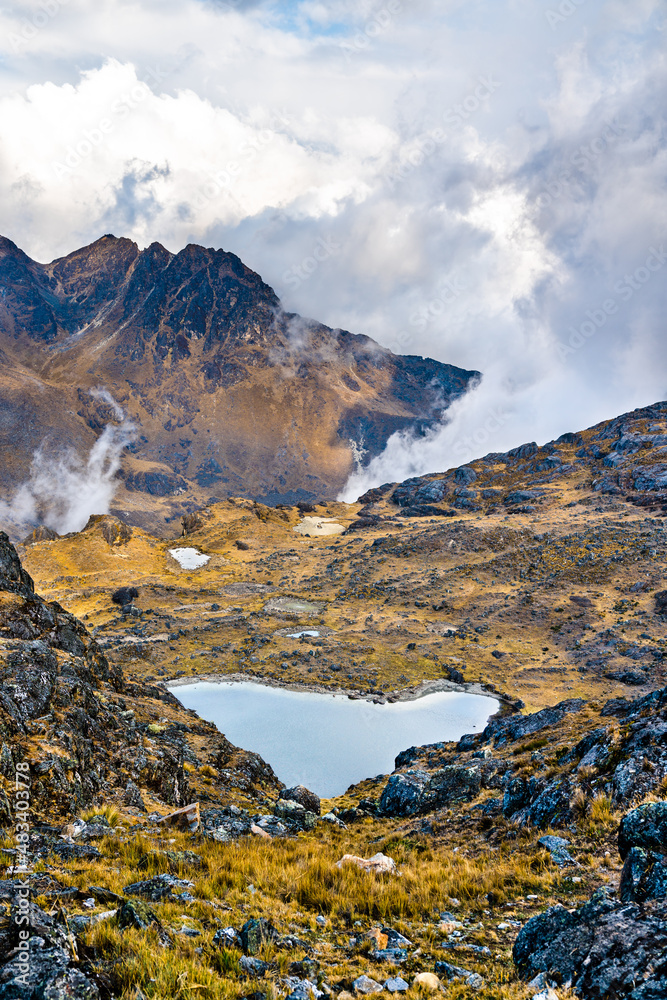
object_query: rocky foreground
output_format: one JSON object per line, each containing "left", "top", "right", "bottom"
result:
{"left": 2, "top": 527, "right": 667, "bottom": 999}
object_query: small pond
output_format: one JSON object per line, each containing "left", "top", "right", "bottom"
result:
{"left": 170, "top": 681, "right": 498, "bottom": 797}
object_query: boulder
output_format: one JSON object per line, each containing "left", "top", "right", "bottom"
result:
{"left": 619, "top": 802, "right": 667, "bottom": 858}
{"left": 537, "top": 836, "right": 574, "bottom": 867}
{"left": 279, "top": 784, "right": 321, "bottom": 815}
{"left": 524, "top": 778, "right": 573, "bottom": 829}
{"left": 620, "top": 846, "right": 667, "bottom": 902}
{"left": 239, "top": 956, "right": 271, "bottom": 977}
{"left": 353, "top": 975, "right": 383, "bottom": 994}
{"left": 336, "top": 853, "right": 397, "bottom": 874}
{"left": 111, "top": 586, "right": 139, "bottom": 607}
{"left": 380, "top": 771, "right": 430, "bottom": 817}
{"left": 240, "top": 917, "right": 277, "bottom": 955}
{"left": 123, "top": 873, "right": 194, "bottom": 902}
{"left": 513, "top": 890, "right": 667, "bottom": 998}
{"left": 426, "top": 765, "right": 482, "bottom": 808}
{"left": 274, "top": 799, "right": 317, "bottom": 830}
{"left": 384, "top": 978, "right": 409, "bottom": 993}
{"left": 435, "top": 960, "right": 484, "bottom": 989}
{"left": 34, "top": 968, "right": 101, "bottom": 999}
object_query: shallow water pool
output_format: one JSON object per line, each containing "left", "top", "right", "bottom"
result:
{"left": 170, "top": 681, "right": 498, "bottom": 797}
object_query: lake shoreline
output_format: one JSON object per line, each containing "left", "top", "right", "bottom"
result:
{"left": 166, "top": 670, "right": 509, "bottom": 713}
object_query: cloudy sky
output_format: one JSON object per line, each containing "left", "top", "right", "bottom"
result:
{"left": 1, "top": 0, "right": 665, "bottom": 493}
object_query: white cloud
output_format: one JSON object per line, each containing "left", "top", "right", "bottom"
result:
{"left": 0, "top": 0, "right": 664, "bottom": 497}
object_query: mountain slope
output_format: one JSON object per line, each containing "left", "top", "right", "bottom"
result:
{"left": 0, "top": 234, "right": 478, "bottom": 531}
{"left": 6, "top": 401, "right": 667, "bottom": 999}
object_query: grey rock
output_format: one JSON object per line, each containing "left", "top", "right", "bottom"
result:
{"left": 384, "top": 978, "right": 409, "bottom": 993}
{"left": 279, "top": 784, "right": 321, "bottom": 815}
{"left": 538, "top": 836, "right": 574, "bottom": 866}
{"left": 0, "top": 940, "right": 70, "bottom": 999}
{"left": 35, "top": 968, "right": 101, "bottom": 999}
{"left": 213, "top": 926, "right": 242, "bottom": 948}
{"left": 454, "top": 467, "right": 477, "bottom": 485}
{"left": 480, "top": 699, "right": 585, "bottom": 747}
{"left": 371, "top": 949, "right": 407, "bottom": 963}
{"left": 123, "top": 873, "right": 195, "bottom": 902}
{"left": 240, "top": 956, "right": 271, "bottom": 978}
{"left": 380, "top": 770, "right": 430, "bottom": 817}
{"left": 0, "top": 531, "right": 35, "bottom": 598}
{"left": 240, "top": 917, "right": 277, "bottom": 956}
{"left": 435, "top": 961, "right": 484, "bottom": 989}
{"left": 426, "top": 765, "right": 481, "bottom": 808}
{"left": 353, "top": 975, "right": 383, "bottom": 994}
{"left": 620, "top": 847, "right": 667, "bottom": 902}
{"left": 513, "top": 890, "right": 667, "bottom": 998}
{"left": 380, "top": 765, "right": 481, "bottom": 817}
{"left": 524, "top": 778, "right": 573, "bottom": 829}
{"left": 274, "top": 799, "right": 317, "bottom": 830}
{"left": 619, "top": 802, "right": 667, "bottom": 858}
{"left": 123, "top": 780, "right": 146, "bottom": 811}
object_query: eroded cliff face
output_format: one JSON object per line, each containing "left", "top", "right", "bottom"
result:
{"left": 0, "top": 234, "right": 478, "bottom": 529}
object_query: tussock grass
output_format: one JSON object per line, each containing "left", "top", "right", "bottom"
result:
{"left": 82, "top": 804, "right": 121, "bottom": 827}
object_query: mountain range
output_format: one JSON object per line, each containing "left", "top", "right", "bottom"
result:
{"left": 0, "top": 234, "right": 477, "bottom": 532}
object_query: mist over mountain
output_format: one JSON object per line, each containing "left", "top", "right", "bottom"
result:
{"left": 0, "top": 233, "right": 477, "bottom": 535}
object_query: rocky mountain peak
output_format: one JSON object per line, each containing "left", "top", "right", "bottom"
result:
{"left": 0, "top": 234, "right": 478, "bottom": 521}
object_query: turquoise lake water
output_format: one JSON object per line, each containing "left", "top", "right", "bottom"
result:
{"left": 170, "top": 681, "right": 498, "bottom": 797}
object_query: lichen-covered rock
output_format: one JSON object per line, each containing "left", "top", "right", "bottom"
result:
{"left": 524, "top": 777, "right": 573, "bottom": 829}
{"left": 35, "top": 967, "right": 101, "bottom": 999}
{"left": 425, "top": 765, "right": 481, "bottom": 808}
{"left": 240, "top": 918, "right": 277, "bottom": 956}
{"left": 380, "top": 764, "right": 480, "bottom": 817}
{"left": 619, "top": 802, "right": 667, "bottom": 859}
{"left": 380, "top": 771, "right": 430, "bottom": 817}
{"left": 620, "top": 847, "right": 667, "bottom": 903}
{"left": 480, "top": 699, "right": 585, "bottom": 746}
{"left": 123, "top": 779, "right": 146, "bottom": 811}
{"left": 123, "top": 873, "right": 194, "bottom": 902}
{"left": 117, "top": 898, "right": 159, "bottom": 931}
{"left": 513, "top": 890, "right": 667, "bottom": 998}
{"left": 274, "top": 799, "right": 317, "bottom": 830}
{"left": 279, "top": 784, "right": 320, "bottom": 815}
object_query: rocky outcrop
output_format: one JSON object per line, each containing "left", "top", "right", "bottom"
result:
{"left": 513, "top": 782, "right": 667, "bottom": 994}
{"left": 380, "top": 765, "right": 481, "bottom": 817}
{"left": 513, "top": 891, "right": 667, "bottom": 998}
{"left": 0, "top": 534, "right": 281, "bottom": 820}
